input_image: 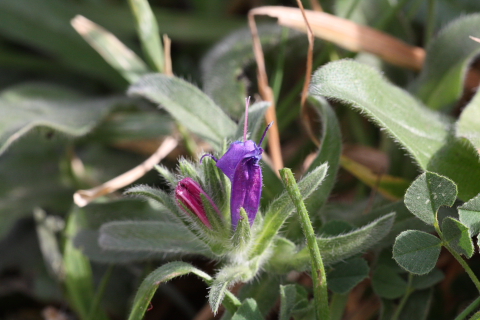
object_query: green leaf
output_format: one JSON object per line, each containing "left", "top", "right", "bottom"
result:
{"left": 99, "top": 221, "right": 211, "bottom": 256}
{"left": 457, "top": 89, "right": 480, "bottom": 150}
{"left": 210, "top": 264, "right": 254, "bottom": 314}
{"left": 328, "top": 257, "right": 369, "bottom": 294}
{"left": 397, "top": 289, "right": 433, "bottom": 320}
{"left": 127, "top": 0, "right": 164, "bottom": 72}
{"left": 268, "top": 213, "right": 395, "bottom": 272}
{"left": 458, "top": 193, "right": 480, "bottom": 236}
{"left": 304, "top": 96, "right": 342, "bottom": 216}
{"left": 309, "top": 59, "right": 452, "bottom": 170}
{"left": 71, "top": 15, "right": 149, "bottom": 84}
{"left": 442, "top": 217, "right": 474, "bottom": 258}
{"left": 412, "top": 14, "right": 480, "bottom": 111}
{"left": 128, "top": 74, "right": 236, "bottom": 150}
{"left": 201, "top": 25, "right": 304, "bottom": 118}
{"left": 411, "top": 269, "right": 444, "bottom": 290}
{"left": 372, "top": 265, "right": 407, "bottom": 299}
{"left": 279, "top": 284, "right": 309, "bottom": 320}
{"left": 393, "top": 230, "right": 442, "bottom": 275}
{"left": 0, "top": 83, "right": 122, "bottom": 155}
{"left": 64, "top": 209, "right": 109, "bottom": 320}
{"left": 237, "top": 273, "right": 283, "bottom": 317}
{"left": 125, "top": 185, "right": 183, "bottom": 221}
{"left": 251, "top": 163, "right": 329, "bottom": 258}
{"left": 404, "top": 172, "right": 457, "bottom": 225}
{"left": 231, "top": 298, "right": 263, "bottom": 320}
{"left": 426, "top": 137, "right": 480, "bottom": 201}
{"left": 127, "top": 261, "right": 213, "bottom": 320}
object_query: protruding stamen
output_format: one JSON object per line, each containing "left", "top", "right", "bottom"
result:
{"left": 200, "top": 153, "right": 219, "bottom": 163}
{"left": 258, "top": 121, "right": 273, "bottom": 146}
{"left": 244, "top": 96, "right": 251, "bottom": 142}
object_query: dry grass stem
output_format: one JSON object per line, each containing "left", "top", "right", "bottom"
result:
{"left": 470, "top": 35, "right": 480, "bottom": 43}
{"left": 248, "top": 11, "right": 284, "bottom": 172}
{"left": 249, "top": 6, "right": 425, "bottom": 70}
{"left": 163, "top": 34, "right": 173, "bottom": 76}
{"left": 73, "top": 136, "right": 178, "bottom": 207}
{"left": 296, "top": 0, "right": 314, "bottom": 107}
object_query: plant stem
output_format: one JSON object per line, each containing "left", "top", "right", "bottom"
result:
{"left": 391, "top": 273, "right": 414, "bottom": 320}
{"left": 454, "top": 296, "right": 480, "bottom": 320}
{"left": 425, "top": 0, "right": 436, "bottom": 46}
{"left": 435, "top": 223, "right": 480, "bottom": 293}
{"left": 280, "top": 168, "right": 330, "bottom": 320}
{"left": 86, "top": 265, "right": 114, "bottom": 320}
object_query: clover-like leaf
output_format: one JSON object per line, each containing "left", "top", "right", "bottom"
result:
{"left": 442, "top": 217, "right": 474, "bottom": 258}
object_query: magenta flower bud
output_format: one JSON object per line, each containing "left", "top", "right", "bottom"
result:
{"left": 175, "top": 177, "right": 220, "bottom": 228}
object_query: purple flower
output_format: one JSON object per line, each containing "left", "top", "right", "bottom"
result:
{"left": 202, "top": 98, "right": 272, "bottom": 229}
{"left": 175, "top": 177, "right": 219, "bottom": 228}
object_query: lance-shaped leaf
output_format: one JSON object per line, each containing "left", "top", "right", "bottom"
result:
{"left": 127, "top": 262, "right": 213, "bottom": 320}
{"left": 71, "top": 15, "right": 149, "bottom": 84}
{"left": 99, "top": 221, "right": 212, "bottom": 257}
{"left": 128, "top": 74, "right": 236, "bottom": 150}
{"left": 209, "top": 264, "right": 255, "bottom": 314}
{"left": 411, "top": 14, "right": 480, "bottom": 111}
{"left": 442, "top": 217, "right": 474, "bottom": 258}
{"left": 458, "top": 193, "right": 480, "bottom": 236}
{"left": 0, "top": 83, "right": 122, "bottom": 155}
{"left": 267, "top": 213, "right": 395, "bottom": 272}
{"left": 393, "top": 230, "right": 442, "bottom": 275}
{"left": 404, "top": 172, "right": 457, "bottom": 225}
{"left": 309, "top": 59, "right": 452, "bottom": 170}
{"left": 127, "top": 0, "right": 164, "bottom": 72}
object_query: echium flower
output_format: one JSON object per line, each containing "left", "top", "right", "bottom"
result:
{"left": 175, "top": 177, "right": 220, "bottom": 228}
{"left": 202, "top": 97, "right": 272, "bottom": 229}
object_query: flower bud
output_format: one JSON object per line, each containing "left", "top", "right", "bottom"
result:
{"left": 175, "top": 177, "right": 219, "bottom": 228}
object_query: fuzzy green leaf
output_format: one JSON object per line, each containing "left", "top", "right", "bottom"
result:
{"left": 127, "top": 261, "right": 212, "bottom": 320}
{"left": 372, "top": 265, "right": 407, "bottom": 299}
{"left": 412, "top": 14, "right": 480, "bottom": 111}
{"left": 404, "top": 172, "right": 457, "bottom": 225}
{"left": 99, "top": 221, "right": 211, "bottom": 256}
{"left": 231, "top": 299, "right": 263, "bottom": 320}
{"left": 128, "top": 74, "right": 236, "bottom": 150}
{"left": 279, "top": 284, "right": 309, "bottom": 320}
{"left": 393, "top": 230, "right": 442, "bottom": 275}
{"left": 328, "top": 257, "right": 369, "bottom": 294}
{"left": 0, "top": 83, "right": 121, "bottom": 155}
{"left": 458, "top": 193, "right": 480, "bottom": 236}
{"left": 309, "top": 59, "right": 451, "bottom": 170}
{"left": 268, "top": 213, "right": 395, "bottom": 272}
{"left": 71, "top": 15, "right": 149, "bottom": 84}
{"left": 237, "top": 273, "right": 283, "bottom": 317}
{"left": 442, "top": 217, "right": 474, "bottom": 258}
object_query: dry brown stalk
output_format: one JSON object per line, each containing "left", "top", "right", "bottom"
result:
{"left": 249, "top": 6, "right": 425, "bottom": 71}
{"left": 73, "top": 137, "right": 178, "bottom": 207}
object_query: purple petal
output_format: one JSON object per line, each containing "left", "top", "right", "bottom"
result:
{"left": 230, "top": 157, "right": 262, "bottom": 228}
{"left": 216, "top": 140, "right": 259, "bottom": 181}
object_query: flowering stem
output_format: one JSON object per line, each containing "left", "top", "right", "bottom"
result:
{"left": 280, "top": 168, "right": 330, "bottom": 320}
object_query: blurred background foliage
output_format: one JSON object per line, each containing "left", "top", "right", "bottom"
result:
{"left": 1, "top": 0, "right": 480, "bottom": 319}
